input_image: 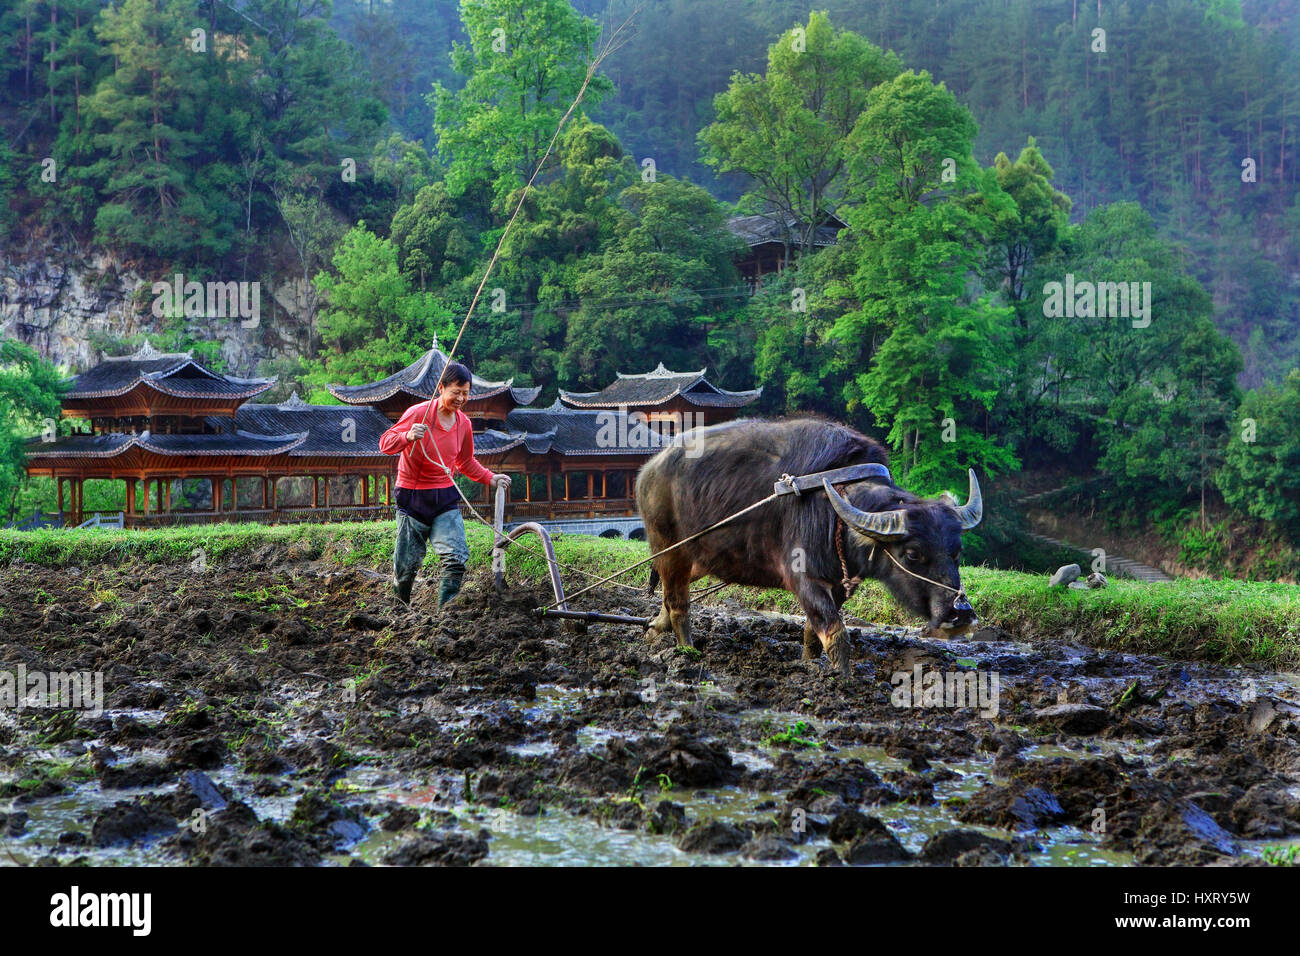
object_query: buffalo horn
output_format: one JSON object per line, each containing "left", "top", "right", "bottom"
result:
{"left": 822, "top": 479, "right": 908, "bottom": 541}
{"left": 954, "top": 469, "right": 983, "bottom": 530}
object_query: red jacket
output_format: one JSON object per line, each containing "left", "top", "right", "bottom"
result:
{"left": 379, "top": 402, "right": 495, "bottom": 490}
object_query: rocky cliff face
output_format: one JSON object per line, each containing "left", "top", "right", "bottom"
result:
{"left": 0, "top": 243, "right": 313, "bottom": 376}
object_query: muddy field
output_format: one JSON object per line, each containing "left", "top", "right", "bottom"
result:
{"left": 1, "top": 547, "right": 1298, "bottom": 867}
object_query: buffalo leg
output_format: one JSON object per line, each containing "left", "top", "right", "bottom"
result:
{"left": 667, "top": 571, "right": 700, "bottom": 650}
{"left": 801, "top": 621, "right": 820, "bottom": 661}
{"left": 648, "top": 601, "right": 671, "bottom": 635}
{"left": 647, "top": 552, "right": 700, "bottom": 649}
{"left": 794, "top": 579, "right": 851, "bottom": 677}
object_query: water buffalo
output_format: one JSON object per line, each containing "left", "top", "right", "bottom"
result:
{"left": 636, "top": 417, "right": 983, "bottom": 676}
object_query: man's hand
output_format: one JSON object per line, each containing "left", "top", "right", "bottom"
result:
{"left": 490, "top": 473, "right": 511, "bottom": 490}
{"left": 405, "top": 423, "right": 427, "bottom": 443}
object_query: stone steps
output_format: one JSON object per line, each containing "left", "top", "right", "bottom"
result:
{"left": 1026, "top": 532, "right": 1174, "bottom": 583}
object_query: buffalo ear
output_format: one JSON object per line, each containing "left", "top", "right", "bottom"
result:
{"left": 822, "top": 479, "right": 908, "bottom": 541}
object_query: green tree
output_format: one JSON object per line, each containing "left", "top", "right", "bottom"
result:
{"left": 834, "top": 70, "right": 1019, "bottom": 489}
{"left": 391, "top": 181, "right": 480, "bottom": 291}
{"left": 430, "top": 0, "right": 612, "bottom": 210}
{"left": 979, "top": 139, "right": 1077, "bottom": 461}
{"left": 372, "top": 132, "right": 439, "bottom": 209}
{"left": 1100, "top": 322, "right": 1241, "bottom": 524}
{"left": 558, "top": 173, "right": 744, "bottom": 388}
{"left": 698, "top": 10, "right": 901, "bottom": 257}
{"left": 1217, "top": 370, "right": 1300, "bottom": 540}
{"left": 305, "top": 223, "right": 453, "bottom": 400}
{"left": 78, "top": 0, "right": 242, "bottom": 260}
{"left": 0, "top": 339, "right": 66, "bottom": 522}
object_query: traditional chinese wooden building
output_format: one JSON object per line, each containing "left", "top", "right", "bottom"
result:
{"left": 327, "top": 354, "right": 762, "bottom": 520}
{"left": 27, "top": 343, "right": 763, "bottom": 527}
{"left": 466, "top": 400, "right": 669, "bottom": 520}
{"left": 727, "top": 213, "right": 844, "bottom": 292}
{"left": 558, "top": 362, "right": 762, "bottom": 434}
{"left": 24, "top": 341, "right": 397, "bottom": 527}
{"left": 326, "top": 338, "right": 541, "bottom": 428}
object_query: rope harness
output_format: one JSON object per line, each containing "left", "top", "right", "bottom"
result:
{"left": 833, "top": 515, "right": 863, "bottom": 599}
{"left": 834, "top": 510, "right": 968, "bottom": 604}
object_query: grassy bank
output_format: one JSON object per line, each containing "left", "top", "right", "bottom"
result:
{"left": 2, "top": 521, "right": 1297, "bottom": 666}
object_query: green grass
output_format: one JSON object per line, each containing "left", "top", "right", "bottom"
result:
{"left": 762, "top": 719, "right": 823, "bottom": 749}
{"left": 2, "top": 520, "right": 1298, "bottom": 665}
{"left": 0, "top": 520, "right": 395, "bottom": 568}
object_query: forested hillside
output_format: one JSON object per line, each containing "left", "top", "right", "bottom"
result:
{"left": 334, "top": 0, "right": 1300, "bottom": 385}
{"left": 2, "top": 0, "right": 1300, "bottom": 574}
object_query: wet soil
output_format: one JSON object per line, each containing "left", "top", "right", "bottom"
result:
{"left": 1, "top": 550, "right": 1298, "bottom": 866}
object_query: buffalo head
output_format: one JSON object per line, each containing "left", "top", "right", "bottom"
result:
{"left": 823, "top": 470, "right": 983, "bottom": 638}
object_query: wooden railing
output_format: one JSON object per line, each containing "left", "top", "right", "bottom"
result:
{"left": 56, "top": 498, "right": 639, "bottom": 530}
{"left": 78, "top": 512, "right": 125, "bottom": 529}
{"left": 124, "top": 505, "right": 393, "bottom": 527}
{"left": 2, "top": 509, "right": 64, "bottom": 531}
{"left": 458, "top": 497, "right": 638, "bottom": 522}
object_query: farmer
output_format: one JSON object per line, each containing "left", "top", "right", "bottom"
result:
{"left": 379, "top": 361, "right": 510, "bottom": 608}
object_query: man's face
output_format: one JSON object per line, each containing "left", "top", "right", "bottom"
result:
{"left": 438, "top": 380, "right": 471, "bottom": 413}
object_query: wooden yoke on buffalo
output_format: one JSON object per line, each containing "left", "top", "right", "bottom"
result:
{"left": 773, "top": 462, "right": 892, "bottom": 498}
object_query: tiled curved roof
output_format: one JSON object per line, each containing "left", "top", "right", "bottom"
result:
{"left": 65, "top": 339, "right": 274, "bottom": 401}
{"left": 138, "top": 431, "right": 307, "bottom": 456}
{"left": 25, "top": 430, "right": 306, "bottom": 459}
{"left": 23, "top": 433, "right": 136, "bottom": 459}
{"left": 727, "top": 214, "right": 842, "bottom": 248}
{"left": 222, "top": 397, "right": 394, "bottom": 457}
{"left": 504, "top": 399, "right": 669, "bottom": 456}
{"left": 473, "top": 429, "right": 530, "bottom": 457}
{"left": 558, "top": 363, "right": 761, "bottom": 409}
{"left": 327, "top": 345, "right": 537, "bottom": 406}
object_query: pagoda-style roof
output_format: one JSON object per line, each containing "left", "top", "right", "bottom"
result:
{"left": 493, "top": 399, "right": 669, "bottom": 456}
{"left": 558, "top": 363, "right": 761, "bottom": 410}
{"left": 327, "top": 339, "right": 541, "bottom": 408}
{"left": 64, "top": 339, "right": 275, "bottom": 402}
{"left": 472, "top": 429, "right": 530, "bottom": 457}
{"left": 25, "top": 429, "right": 307, "bottom": 460}
{"left": 221, "top": 393, "right": 394, "bottom": 458}
{"left": 726, "top": 213, "right": 843, "bottom": 249}
{"left": 27, "top": 393, "right": 395, "bottom": 464}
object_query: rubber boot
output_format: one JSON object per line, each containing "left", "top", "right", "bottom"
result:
{"left": 436, "top": 567, "right": 464, "bottom": 610}
{"left": 392, "top": 575, "right": 414, "bottom": 606}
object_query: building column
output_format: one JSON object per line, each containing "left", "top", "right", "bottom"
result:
{"left": 270, "top": 477, "right": 278, "bottom": 512}
{"left": 231, "top": 478, "right": 239, "bottom": 513}
{"left": 362, "top": 475, "right": 370, "bottom": 506}
{"left": 323, "top": 476, "right": 330, "bottom": 510}
{"left": 261, "top": 476, "right": 268, "bottom": 509}
{"left": 312, "top": 477, "right": 319, "bottom": 509}
{"left": 212, "top": 478, "right": 221, "bottom": 514}
{"left": 601, "top": 470, "right": 607, "bottom": 497}
{"left": 125, "top": 479, "right": 136, "bottom": 516}
{"left": 164, "top": 479, "right": 172, "bottom": 513}
{"left": 524, "top": 472, "right": 531, "bottom": 502}
{"left": 564, "top": 472, "right": 570, "bottom": 501}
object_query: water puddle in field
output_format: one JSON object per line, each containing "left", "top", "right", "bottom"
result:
{"left": 0, "top": 681, "right": 1288, "bottom": 868}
